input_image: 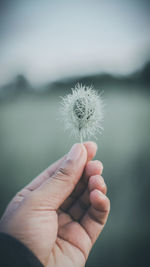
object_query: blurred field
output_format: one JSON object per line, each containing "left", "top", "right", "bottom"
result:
{"left": 0, "top": 82, "right": 150, "bottom": 267}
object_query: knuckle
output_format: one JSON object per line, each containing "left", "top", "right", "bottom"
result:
{"left": 57, "top": 158, "right": 75, "bottom": 178}
{"left": 54, "top": 166, "right": 75, "bottom": 188}
{"left": 58, "top": 166, "right": 72, "bottom": 177}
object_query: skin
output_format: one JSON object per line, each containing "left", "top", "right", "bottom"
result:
{"left": 0, "top": 142, "right": 110, "bottom": 267}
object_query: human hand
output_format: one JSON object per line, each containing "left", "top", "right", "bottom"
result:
{"left": 0, "top": 142, "right": 110, "bottom": 267}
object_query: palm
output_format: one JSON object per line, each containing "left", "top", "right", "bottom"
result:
{"left": 47, "top": 211, "right": 87, "bottom": 267}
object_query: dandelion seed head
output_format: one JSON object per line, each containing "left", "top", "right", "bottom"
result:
{"left": 60, "top": 83, "right": 104, "bottom": 141}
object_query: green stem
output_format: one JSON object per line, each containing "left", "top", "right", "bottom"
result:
{"left": 80, "top": 132, "right": 83, "bottom": 143}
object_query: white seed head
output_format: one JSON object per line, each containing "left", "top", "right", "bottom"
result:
{"left": 60, "top": 83, "right": 104, "bottom": 142}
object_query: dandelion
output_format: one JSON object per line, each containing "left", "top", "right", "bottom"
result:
{"left": 60, "top": 83, "right": 104, "bottom": 143}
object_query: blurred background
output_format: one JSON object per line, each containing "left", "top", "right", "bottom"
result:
{"left": 0, "top": 1, "right": 150, "bottom": 266}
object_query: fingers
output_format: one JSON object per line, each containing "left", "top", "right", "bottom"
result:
{"left": 88, "top": 175, "right": 107, "bottom": 195}
{"left": 35, "top": 144, "right": 87, "bottom": 209}
{"left": 71, "top": 160, "right": 103, "bottom": 199}
{"left": 58, "top": 176, "right": 109, "bottom": 261}
{"left": 71, "top": 160, "right": 103, "bottom": 198}
{"left": 67, "top": 175, "right": 107, "bottom": 221}
{"left": 80, "top": 188, "right": 110, "bottom": 245}
{"left": 60, "top": 161, "right": 103, "bottom": 211}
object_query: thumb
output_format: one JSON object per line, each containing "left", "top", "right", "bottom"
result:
{"left": 36, "top": 143, "right": 87, "bottom": 210}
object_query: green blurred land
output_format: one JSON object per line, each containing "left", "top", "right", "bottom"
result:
{"left": 0, "top": 64, "right": 150, "bottom": 267}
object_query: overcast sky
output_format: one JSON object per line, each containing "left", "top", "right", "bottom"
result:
{"left": 0, "top": 0, "right": 150, "bottom": 86}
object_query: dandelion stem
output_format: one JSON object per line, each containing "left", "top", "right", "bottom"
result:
{"left": 80, "top": 132, "right": 83, "bottom": 143}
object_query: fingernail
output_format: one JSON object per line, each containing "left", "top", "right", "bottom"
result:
{"left": 67, "top": 144, "right": 83, "bottom": 161}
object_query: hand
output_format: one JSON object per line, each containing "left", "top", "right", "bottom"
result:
{"left": 0, "top": 142, "right": 110, "bottom": 267}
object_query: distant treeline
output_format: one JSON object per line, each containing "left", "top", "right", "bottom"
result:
{"left": 0, "top": 61, "right": 150, "bottom": 100}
